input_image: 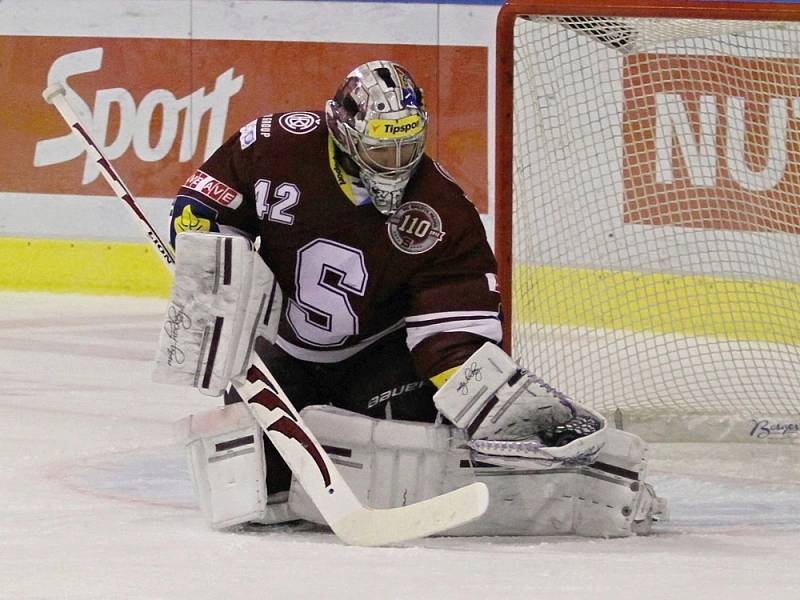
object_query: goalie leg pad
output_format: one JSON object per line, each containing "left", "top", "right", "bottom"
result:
{"left": 154, "top": 232, "right": 282, "bottom": 396}
{"left": 287, "top": 406, "right": 472, "bottom": 524}
{"left": 175, "top": 402, "right": 296, "bottom": 529}
{"left": 468, "top": 427, "right": 667, "bottom": 537}
{"left": 288, "top": 406, "right": 666, "bottom": 537}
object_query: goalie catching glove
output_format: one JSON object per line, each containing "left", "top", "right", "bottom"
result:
{"left": 433, "top": 342, "right": 606, "bottom": 466}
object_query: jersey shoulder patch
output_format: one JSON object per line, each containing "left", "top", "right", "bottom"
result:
{"left": 387, "top": 201, "right": 446, "bottom": 255}
{"left": 275, "top": 111, "right": 322, "bottom": 136}
{"left": 182, "top": 169, "right": 244, "bottom": 210}
{"left": 238, "top": 114, "right": 278, "bottom": 150}
{"left": 239, "top": 118, "right": 258, "bottom": 150}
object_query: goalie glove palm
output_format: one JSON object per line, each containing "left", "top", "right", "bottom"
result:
{"left": 433, "top": 343, "right": 606, "bottom": 464}
{"left": 471, "top": 370, "right": 578, "bottom": 443}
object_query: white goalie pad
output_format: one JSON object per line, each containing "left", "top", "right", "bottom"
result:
{"left": 153, "top": 232, "right": 282, "bottom": 396}
{"left": 175, "top": 402, "right": 269, "bottom": 529}
{"left": 288, "top": 406, "right": 666, "bottom": 537}
{"left": 175, "top": 402, "right": 297, "bottom": 529}
{"left": 288, "top": 406, "right": 466, "bottom": 523}
{"left": 433, "top": 342, "right": 607, "bottom": 466}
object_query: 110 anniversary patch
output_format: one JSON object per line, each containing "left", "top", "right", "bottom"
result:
{"left": 387, "top": 201, "right": 445, "bottom": 254}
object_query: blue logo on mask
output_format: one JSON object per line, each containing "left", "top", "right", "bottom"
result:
{"left": 401, "top": 87, "right": 419, "bottom": 108}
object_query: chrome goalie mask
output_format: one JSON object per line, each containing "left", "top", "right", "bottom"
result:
{"left": 325, "top": 60, "right": 428, "bottom": 215}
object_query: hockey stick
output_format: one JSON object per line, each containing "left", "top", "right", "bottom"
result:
{"left": 237, "top": 346, "right": 489, "bottom": 546}
{"left": 42, "top": 83, "right": 175, "bottom": 269}
{"left": 42, "top": 83, "right": 489, "bottom": 546}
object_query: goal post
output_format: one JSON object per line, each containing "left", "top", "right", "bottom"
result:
{"left": 495, "top": 0, "right": 800, "bottom": 443}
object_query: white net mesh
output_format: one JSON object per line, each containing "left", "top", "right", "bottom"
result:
{"left": 508, "top": 13, "right": 800, "bottom": 442}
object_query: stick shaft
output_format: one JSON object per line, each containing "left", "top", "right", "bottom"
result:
{"left": 42, "top": 83, "right": 175, "bottom": 270}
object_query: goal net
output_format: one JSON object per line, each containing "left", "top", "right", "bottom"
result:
{"left": 496, "top": 0, "right": 800, "bottom": 443}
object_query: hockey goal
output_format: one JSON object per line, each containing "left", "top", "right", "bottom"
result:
{"left": 496, "top": 0, "right": 800, "bottom": 443}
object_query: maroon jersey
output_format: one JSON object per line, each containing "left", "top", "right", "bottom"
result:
{"left": 171, "top": 111, "right": 501, "bottom": 379}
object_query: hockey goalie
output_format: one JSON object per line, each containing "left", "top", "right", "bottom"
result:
{"left": 153, "top": 60, "right": 667, "bottom": 540}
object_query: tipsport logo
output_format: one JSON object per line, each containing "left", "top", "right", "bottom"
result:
{"left": 34, "top": 47, "right": 244, "bottom": 185}
{"left": 368, "top": 115, "right": 423, "bottom": 140}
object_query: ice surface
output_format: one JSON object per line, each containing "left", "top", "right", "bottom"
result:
{"left": 1, "top": 292, "right": 799, "bottom": 599}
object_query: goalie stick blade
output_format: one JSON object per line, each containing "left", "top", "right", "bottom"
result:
{"left": 331, "top": 482, "right": 489, "bottom": 547}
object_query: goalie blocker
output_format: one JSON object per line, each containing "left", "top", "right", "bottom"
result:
{"left": 153, "top": 232, "right": 282, "bottom": 396}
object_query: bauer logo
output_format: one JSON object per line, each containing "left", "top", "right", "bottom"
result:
{"left": 184, "top": 170, "right": 243, "bottom": 209}
{"left": 622, "top": 54, "right": 800, "bottom": 233}
{"left": 367, "top": 380, "right": 427, "bottom": 409}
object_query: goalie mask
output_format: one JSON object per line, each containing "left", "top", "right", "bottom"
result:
{"left": 325, "top": 60, "right": 428, "bottom": 215}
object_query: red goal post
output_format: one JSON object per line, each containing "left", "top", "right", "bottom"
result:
{"left": 494, "top": 0, "right": 800, "bottom": 443}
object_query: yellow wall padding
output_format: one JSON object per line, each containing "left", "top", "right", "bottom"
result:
{"left": 0, "top": 238, "right": 171, "bottom": 297}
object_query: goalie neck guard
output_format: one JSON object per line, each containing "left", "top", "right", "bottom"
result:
{"left": 325, "top": 60, "right": 428, "bottom": 216}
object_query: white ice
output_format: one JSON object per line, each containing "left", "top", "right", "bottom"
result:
{"left": 1, "top": 292, "right": 799, "bottom": 600}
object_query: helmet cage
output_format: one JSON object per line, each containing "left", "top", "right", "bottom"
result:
{"left": 339, "top": 120, "right": 426, "bottom": 175}
{"left": 325, "top": 61, "right": 428, "bottom": 214}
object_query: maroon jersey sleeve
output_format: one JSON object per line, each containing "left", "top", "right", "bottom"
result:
{"left": 169, "top": 118, "right": 264, "bottom": 245}
{"left": 403, "top": 164, "right": 502, "bottom": 380}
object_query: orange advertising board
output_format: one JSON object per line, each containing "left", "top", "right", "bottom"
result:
{"left": 1, "top": 36, "right": 487, "bottom": 211}
{"left": 622, "top": 53, "right": 800, "bottom": 233}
